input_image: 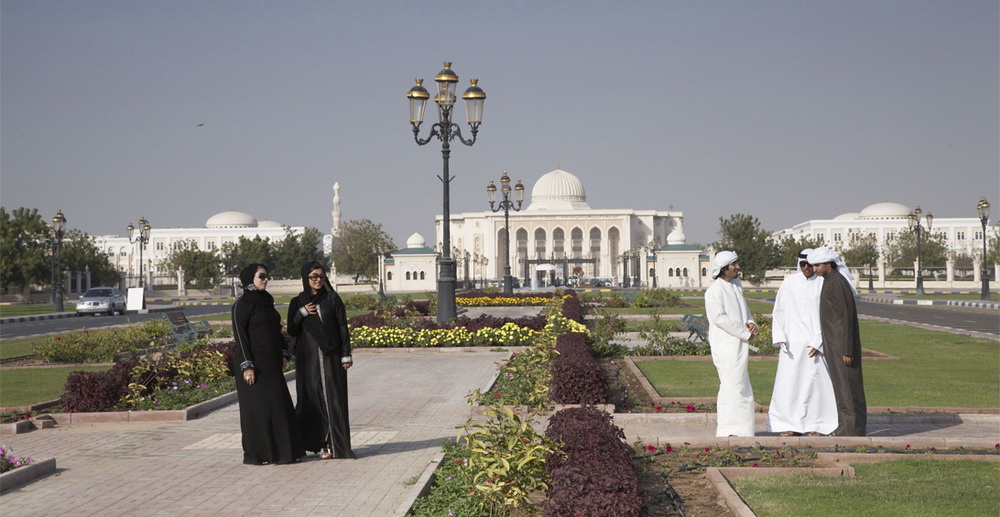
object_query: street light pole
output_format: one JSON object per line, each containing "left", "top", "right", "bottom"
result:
{"left": 907, "top": 206, "right": 932, "bottom": 296}
{"left": 408, "top": 62, "right": 486, "bottom": 322}
{"left": 486, "top": 171, "right": 524, "bottom": 295}
{"left": 977, "top": 197, "right": 991, "bottom": 300}
{"left": 51, "top": 210, "right": 66, "bottom": 313}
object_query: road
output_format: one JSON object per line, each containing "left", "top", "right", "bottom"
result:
{"left": 0, "top": 304, "right": 233, "bottom": 340}
{"left": 857, "top": 301, "right": 998, "bottom": 337}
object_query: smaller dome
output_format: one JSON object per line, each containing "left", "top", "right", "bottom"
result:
{"left": 206, "top": 211, "right": 257, "bottom": 228}
{"left": 860, "top": 202, "right": 910, "bottom": 219}
{"left": 666, "top": 220, "right": 686, "bottom": 245}
{"left": 257, "top": 220, "right": 283, "bottom": 228}
{"left": 406, "top": 232, "right": 426, "bottom": 248}
{"left": 833, "top": 212, "right": 861, "bottom": 221}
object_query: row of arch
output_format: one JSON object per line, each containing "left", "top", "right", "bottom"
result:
{"left": 498, "top": 226, "right": 625, "bottom": 260}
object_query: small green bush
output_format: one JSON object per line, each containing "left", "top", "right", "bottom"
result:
{"left": 34, "top": 320, "right": 172, "bottom": 363}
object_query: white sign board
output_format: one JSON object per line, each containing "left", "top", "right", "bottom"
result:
{"left": 127, "top": 287, "right": 146, "bottom": 312}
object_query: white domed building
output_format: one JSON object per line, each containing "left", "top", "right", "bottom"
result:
{"left": 95, "top": 211, "right": 306, "bottom": 287}
{"left": 429, "top": 169, "right": 704, "bottom": 289}
{"left": 774, "top": 201, "right": 996, "bottom": 287}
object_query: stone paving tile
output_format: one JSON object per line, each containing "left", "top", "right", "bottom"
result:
{"left": 0, "top": 350, "right": 509, "bottom": 517}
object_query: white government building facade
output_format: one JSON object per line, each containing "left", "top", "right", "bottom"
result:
{"left": 773, "top": 201, "right": 997, "bottom": 286}
{"left": 382, "top": 169, "right": 708, "bottom": 292}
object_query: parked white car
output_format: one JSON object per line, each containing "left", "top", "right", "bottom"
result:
{"left": 76, "top": 287, "right": 127, "bottom": 316}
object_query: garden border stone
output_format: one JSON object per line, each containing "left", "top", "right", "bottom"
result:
{"left": 707, "top": 452, "right": 1000, "bottom": 516}
{"left": 0, "top": 457, "right": 56, "bottom": 493}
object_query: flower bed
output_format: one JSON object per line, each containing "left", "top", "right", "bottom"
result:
{"left": 0, "top": 444, "right": 33, "bottom": 473}
{"left": 33, "top": 319, "right": 173, "bottom": 363}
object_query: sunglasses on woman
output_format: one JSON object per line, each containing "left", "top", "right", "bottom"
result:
{"left": 257, "top": 273, "right": 271, "bottom": 280}
{"left": 308, "top": 273, "right": 325, "bottom": 279}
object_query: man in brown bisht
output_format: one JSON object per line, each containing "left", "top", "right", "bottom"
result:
{"left": 807, "top": 246, "right": 866, "bottom": 436}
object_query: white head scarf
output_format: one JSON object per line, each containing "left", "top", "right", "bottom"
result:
{"left": 712, "top": 250, "right": 739, "bottom": 278}
{"left": 807, "top": 246, "right": 858, "bottom": 294}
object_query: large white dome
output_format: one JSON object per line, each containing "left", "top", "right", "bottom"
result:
{"left": 527, "top": 169, "right": 591, "bottom": 211}
{"left": 859, "top": 202, "right": 910, "bottom": 219}
{"left": 206, "top": 211, "right": 258, "bottom": 228}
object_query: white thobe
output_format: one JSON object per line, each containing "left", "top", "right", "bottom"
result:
{"left": 705, "top": 278, "right": 756, "bottom": 437}
{"left": 767, "top": 272, "right": 838, "bottom": 435}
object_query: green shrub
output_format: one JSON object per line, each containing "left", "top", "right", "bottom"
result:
{"left": 631, "top": 288, "right": 682, "bottom": 308}
{"left": 34, "top": 320, "right": 172, "bottom": 363}
{"left": 410, "top": 441, "right": 486, "bottom": 517}
{"left": 457, "top": 406, "right": 560, "bottom": 515}
{"left": 587, "top": 312, "right": 629, "bottom": 358}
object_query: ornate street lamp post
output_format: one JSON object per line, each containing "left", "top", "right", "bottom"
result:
{"left": 867, "top": 238, "right": 876, "bottom": 292}
{"left": 408, "top": 62, "right": 486, "bottom": 321}
{"left": 127, "top": 217, "right": 152, "bottom": 288}
{"left": 620, "top": 251, "right": 630, "bottom": 288}
{"left": 486, "top": 171, "right": 524, "bottom": 295}
{"left": 907, "top": 206, "right": 932, "bottom": 296}
{"left": 644, "top": 240, "right": 660, "bottom": 288}
{"left": 977, "top": 197, "right": 991, "bottom": 300}
{"left": 51, "top": 210, "right": 67, "bottom": 313}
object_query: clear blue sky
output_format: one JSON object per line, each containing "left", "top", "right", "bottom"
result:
{"left": 2, "top": 0, "right": 997, "bottom": 249}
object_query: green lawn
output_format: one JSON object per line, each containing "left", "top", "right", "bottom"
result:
{"left": 0, "top": 303, "right": 77, "bottom": 316}
{"left": 0, "top": 365, "right": 111, "bottom": 407}
{"left": 0, "top": 337, "right": 47, "bottom": 359}
{"left": 733, "top": 458, "right": 999, "bottom": 517}
{"left": 595, "top": 298, "right": 774, "bottom": 317}
{"left": 635, "top": 320, "right": 1000, "bottom": 408}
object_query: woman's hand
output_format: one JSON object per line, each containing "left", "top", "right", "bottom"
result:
{"left": 304, "top": 302, "right": 318, "bottom": 315}
{"left": 243, "top": 368, "right": 256, "bottom": 385}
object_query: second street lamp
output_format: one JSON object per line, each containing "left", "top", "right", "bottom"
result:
{"left": 51, "top": 209, "right": 67, "bottom": 313}
{"left": 486, "top": 171, "right": 524, "bottom": 295}
{"left": 907, "top": 206, "right": 932, "bottom": 296}
{"left": 977, "top": 197, "right": 991, "bottom": 300}
{"left": 408, "top": 61, "right": 486, "bottom": 322}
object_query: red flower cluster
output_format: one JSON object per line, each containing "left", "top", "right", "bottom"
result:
{"left": 685, "top": 405, "right": 696, "bottom": 412}
{"left": 664, "top": 445, "right": 673, "bottom": 453}
{"left": 646, "top": 445, "right": 656, "bottom": 453}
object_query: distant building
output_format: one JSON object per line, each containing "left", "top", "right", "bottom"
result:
{"left": 774, "top": 201, "right": 990, "bottom": 262}
{"left": 96, "top": 210, "right": 305, "bottom": 286}
{"left": 434, "top": 169, "right": 706, "bottom": 288}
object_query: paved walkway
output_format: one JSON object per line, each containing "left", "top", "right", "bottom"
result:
{"left": 0, "top": 350, "right": 509, "bottom": 516}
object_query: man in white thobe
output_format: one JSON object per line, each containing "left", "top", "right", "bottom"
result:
{"left": 766, "top": 249, "right": 838, "bottom": 436}
{"left": 704, "top": 251, "right": 758, "bottom": 437}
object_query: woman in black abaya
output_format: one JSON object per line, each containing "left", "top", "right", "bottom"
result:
{"left": 287, "top": 261, "right": 356, "bottom": 459}
{"left": 231, "top": 263, "right": 304, "bottom": 465}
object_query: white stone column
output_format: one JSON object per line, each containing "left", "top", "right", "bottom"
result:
{"left": 946, "top": 258, "right": 955, "bottom": 287}
{"left": 972, "top": 255, "right": 982, "bottom": 283}
{"left": 177, "top": 268, "right": 186, "bottom": 297}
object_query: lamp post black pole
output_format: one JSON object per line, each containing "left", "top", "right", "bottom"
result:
{"left": 51, "top": 210, "right": 66, "bottom": 313}
{"left": 978, "top": 197, "right": 991, "bottom": 300}
{"left": 127, "top": 217, "right": 151, "bottom": 309}
{"left": 621, "top": 252, "right": 630, "bottom": 288}
{"left": 908, "top": 207, "right": 932, "bottom": 296}
{"left": 408, "top": 62, "right": 486, "bottom": 322}
{"left": 487, "top": 172, "right": 524, "bottom": 295}
{"left": 867, "top": 241, "right": 875, "bottom": 292}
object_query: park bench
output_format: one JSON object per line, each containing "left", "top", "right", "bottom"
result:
{"left": 681, "top": 314, "right": 708, "bottom": 343}
{"left": 164, "top": 310, "right": 213, "bottom": 344}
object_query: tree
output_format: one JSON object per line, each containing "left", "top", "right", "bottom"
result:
{"left": 775, "top": 234, "right": 825, "bottom": 268}
{"left": 233, "top": 235, "right": 275, "bottom": 272}
{"left": 0, "top": 207, "right": 51, "bottom": 293}
{"left": 271, "top": 227, "right": 326, "bottom": 279}
{"left": 712, "top": 214, "right": 780, "bottom": 284}
{"left": 332, "top": 219, "right": 395, "bottom": 283}
{"left": 61, "top": 229, "right": 120, "bottom": 286}
{"left": 165, "top": 241, "right": 222, "bottom": 289}
{"left": 883, "top": 230, "right": 948, "bottom": 269}
{"left": 840, "top": 236, "right": 880, "bottom": 270}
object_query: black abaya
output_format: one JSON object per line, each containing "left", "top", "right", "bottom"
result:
{"left": 232, "top": 287, "right": 305, "bottom": 465}
{"left": 287, "top": 285, "right": 354, "bottom": 458}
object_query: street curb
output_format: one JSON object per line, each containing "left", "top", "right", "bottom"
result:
{"left": 862, "top": 296, "right": 999, "bottom": 309}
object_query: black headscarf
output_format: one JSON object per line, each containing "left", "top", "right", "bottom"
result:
{"left": 297, "top": 261, "right": 337, "bottom": 344}
{"left": 238, "top": 263, "right": 275, "bottom": 306}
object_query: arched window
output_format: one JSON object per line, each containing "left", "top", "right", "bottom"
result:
{"left": 419, "top": 271, "right": 425, "bottom": 280}
{"left": 668, "top": 268, "right": 674, "bottom": 277}
{"left": 406, "top": 272, "right": 411, "bottom": 280}
{"left": 387, "top": 272, "right": 392, "bottom": 281}
{"left": 589, "top": 227, "right": 602, "bottom": 255}
{"left": 553, "top": 228, "right": 565, "bottom": 257}
{"left": 683, "top": 268, "right": 688, "bottom": 277}
{"left": 701, "top": 267, "right": 707, "bottom": 276}
{"left": 571, "top": 228, "right": 584, "bottom": 255}
{"left": 534, "top": 228, "right": 546, "bottom": 258}
{"left": 516, "top": 228, "right": 528, "bottom": 256}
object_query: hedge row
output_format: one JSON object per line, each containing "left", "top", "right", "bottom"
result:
{"left": 560, "top": 290, "right": 584, "bottom": 323}
{"left": 544, "top": 406, "right": 647, "bottom": 516}
{"left": 548, "top": 332, "right": 607, "bottom": 405}
{"left": 347, "top": 311, "right": 546, "bottom": 332}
